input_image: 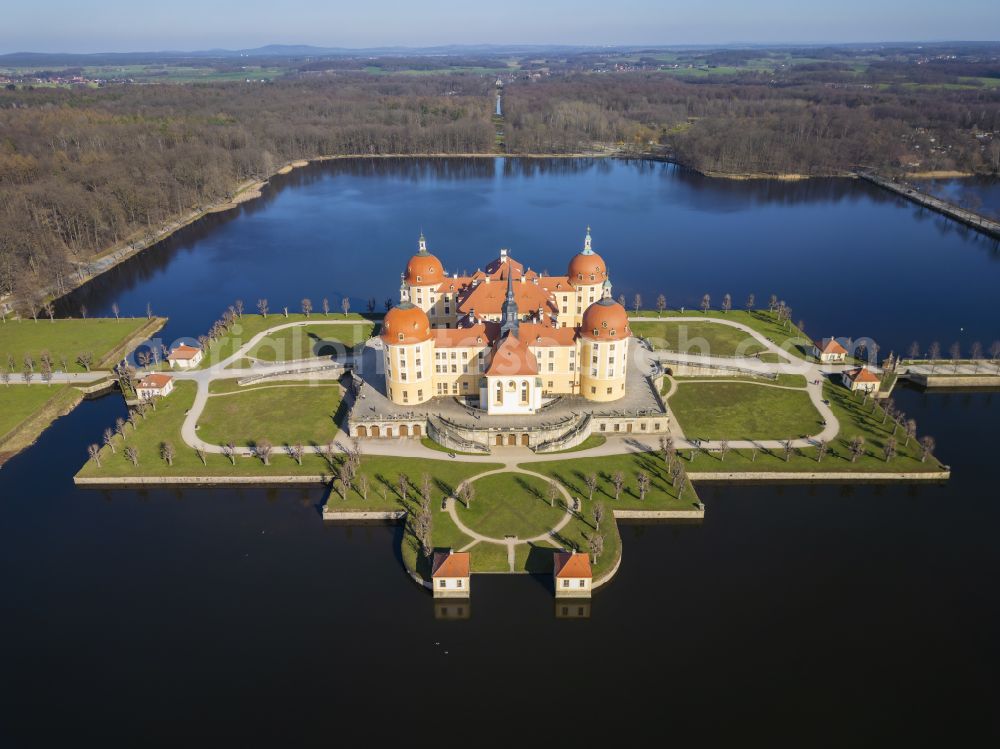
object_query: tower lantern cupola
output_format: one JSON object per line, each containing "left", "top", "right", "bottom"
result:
{"left": 583, "top": 226, "right": 593, "bottom": 254}
{"left": 418, "top": 232, "right": 428, "bottom": 255}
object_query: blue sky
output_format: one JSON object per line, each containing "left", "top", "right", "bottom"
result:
{"left": 2, "top": 0, "right": 997, "bottom": 54}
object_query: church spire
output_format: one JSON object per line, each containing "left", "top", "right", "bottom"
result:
{"left": 583, "top": 226, "right": 593, "bottom": 254}
{"left": 417, "top": 232, "right": 428, "bottom": 255}
{"left": 500, "top": 263, "right": 519, "bottom": 337}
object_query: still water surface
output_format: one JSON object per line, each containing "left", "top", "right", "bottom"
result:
{"left": 4, "top": 159, "right": 1000, "bottom": 742}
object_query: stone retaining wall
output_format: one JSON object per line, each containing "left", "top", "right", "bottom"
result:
{"left": 689, "top": 470, "right": 950, "bottom": 481}
{"left": 74, "top": 474, "right": 331, "bottom": 486}
{"left": 322, "top": 509, "right": 406, "bottom": 521}
{"left": 613, "top": 508, "right": 705, "bottom": 519}
{"left": 907, "top": 374, "right": 1000, "bottom": 388}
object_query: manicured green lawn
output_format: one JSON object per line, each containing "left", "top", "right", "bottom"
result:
{"left": 195, "top": 312, "right": 376, "bottom": 368}
{"left": 78, "top": 380, "right": 501, "bottom": 486}
{"left": 0, "top": 385, "right": 80, "bottom": 451}
{"left": 0, "top": 317, "right": 163, "bottom": 372}
{"left": 246, "top": 322, "right": 375, "bottom": 362}
{"left": 667, "top": 373, "right": 808, "bottom": 389}
{"left": 457, "top": 473, "right": 567, "bottom": 539}
{"left": 630, "top": 319, "right": 767, "bottom": 357}
{"left": 524, "top": 452, "right": 701, "bottom": 509}
{"left": 631, "top": 310, "right": 811, "bottom": 360}
{"left": 669, "top": 381, "right": 821, "bottom": 441}
{"left": 675, "top": 381, "right": 945, "bottom": 473}
{"left": 197, "top": 384, "right": 342, "bottom": 447}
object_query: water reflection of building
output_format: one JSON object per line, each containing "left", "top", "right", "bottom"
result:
{"left": 434, "top": 600, "right": 471, "bottom": 620}
{"left": 555, "top": 600, "right": 591, "bottom": 619}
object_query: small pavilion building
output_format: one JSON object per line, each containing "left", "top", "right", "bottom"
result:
{"left": 553, "top": 551, "right": 593, "bottom": 598}
{"left": 842, "top": 366, "right": 881, "bottom": 394}
{"left": 167, "top": 344, "right": 203, "bottom": 368}
{"left": 136, "top": 373, "right": 174, "bottom": 401}
{"left": 813, "top": 337, "right": 848, "bottom": 363}
{"left": 431, "top": 550, "right": 471, "bottom": 598}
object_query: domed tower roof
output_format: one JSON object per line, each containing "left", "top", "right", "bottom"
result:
{"left": 405, "top": 233, "right": 445, "bottom": 286}
{"left": 580, "top": 297, "right": 630, "bottom": 341}
{"left": 568, "top": 227, "right": 608, "bottom": 286}
{"left": 381, "top": 302, "right": 431, "bottom": 345}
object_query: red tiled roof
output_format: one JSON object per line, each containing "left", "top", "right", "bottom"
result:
{"left": 554, "top": 551, "right": 592, "bottom": 578}
{"left": 815, "top": 338, "right": 848, "bottom": 355}
{"left": 456, "top": 278, "right": 556, "bottom": 317}
{"left": 845, "top": 366, "right": 880, "bottom": 383}
{"left": 486, "top": 334, "right": 539, "bottom": 376}
{"left": 431, "top": 551, "right": 470, "bottom": 577}
{"left": 168, "top": 344, "right": 201, "bottom": 360}
{"left": 138, "top": 373, "right": 173, "bottom": 389}
{"left": 519, "top": 322, "right": 576, "bottom": 347}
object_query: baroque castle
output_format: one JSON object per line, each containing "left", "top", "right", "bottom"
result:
{"left": 380, "top": 229, "right": 632, "bottom": 415}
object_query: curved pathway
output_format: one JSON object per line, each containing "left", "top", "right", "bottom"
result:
{"left": 164, "top": 315, "right": 865, "bottom": 461}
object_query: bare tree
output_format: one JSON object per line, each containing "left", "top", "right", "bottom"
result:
{"left": 160, "top": 441, "right": 175, "bottom": 466}
{"left": 593, "top": 501, "right": 605, "bottom": 530}
{"left": 460, "top": 481, "right": 475, "bottom": 508}
{"left": 633, "top": 293, "right": 642, "bottom": 315}
{"left": 584, "top": 473, "right": 598, "bottom": 502}
{"left": 883, "top": 436, "right": 897, "bottom": 462}
{"left": 637, "top": 471, "right": 650, "bottom": 501}
{"left": 322, "top": 297, "right": 330, "bottom": 316}
{"left": 908, "top": 341, "right": 920, "bottom": 360}
{"left": 124, "top": 446, "right": 139, "bottom": 466}
{"left": 617, "top": 293, "right": 625, "bottom": 307}
{"left": 111, "top": 302, "right": 120, "bottom": 321}
{"left": 256, "top": 439, "right": 273, "bottom": 466}
{"left": 816, "top": 439, "right": 828, "bottom": 463}
{"left": 384, "top": 298, "right": 393, "bottom": 312}
{"left": 928, "top": 341, "right": 941, "bottom": 371}
{"left": 115, "top": 417, "right": 127, "bottom": 439}
{"left": 257, "top": 298, "right": 269, "bottom": 318}
{"left": 718, "top": 439, "right": 729, "bottom": 462}
{"left": 234, "top": 299, "right": 244, "bottom": 319}
{"left": 547, "top": 479, "right": 560, "bottom": 507}
{"left": 722, "top": 293, "right": 732, "bottom": 314}
{"left": 21, "top": 364, "right": 33, "bottom": 384}
{"left": 745, "top": 293, "right": 755, "bottom": 313}
{"left": 612, "top": 470, "right": 625, "bottom": 500}
{"left": 77, "top": 352, "right": 93, "bottom": 372}
{"left": 341, "top": 297, "right": 351, "bottom": 317}
{"left": 301, "top": 298, "right": 313, "bottom": 318}
{"left": 358, "top": 473, "right": 369, "bottom": 502}
{"left": 656, "top": 294, "right": 666, "bottom": 316}
{"left": 990, "top": 341, "right": 1000, "bottom": 364}
{"left": 289, "top": 443, "right": 304, "bottom": 466}
{"left": 398, "top": 473, "right": 408, "bottom": 503}
{"left": 904, "top": 419, "right": 917, "bottom": 447}
{"left": 146, "top": 302, "right": 153, "bottom": 320}
{"left": 849, "top": 436, "right": 865, "bottom": 463}
{"left": 367, "top": 298, "right": 376, "bottom": 314}
{"left": 919, "top": 435, "right": 936, "bottom": 463}
{"left": 44, "top": 303, "right": 55, "bottom": 322}
{"left": 223, "top": 441, "right": 237, "bottom": 465}
{"left": 87, "top": 443, "right": 102, "bottom": 467}
{"left": 949, "top": 342, "right": 962, "bottom": 372}
{"left": 970, "top": 341, "right": 983, "bottom": 372}
{"left": 781, "top": 438, "right": 793, "bottom": 462}
{"left": 589, "top": 533, "right": 604, "bottom": 564}
{"left": 701, "top": 293, "right": 711, "bottom": 313}
{"left": 79, "top": 305, "right": 88, "bottom": 319}
{"left": 0, "top": 369, "right": 9, "bottom": 387}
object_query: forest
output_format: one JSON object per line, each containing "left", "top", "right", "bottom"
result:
{"left": 1, "top": 56, "right": 998, "bottom": 312}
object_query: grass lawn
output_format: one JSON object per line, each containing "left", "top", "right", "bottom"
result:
{"left": 195, "top": 312, "right": 376, "bottom": 369}
{"left": 0, "top": 385, "right": 82, "bottom": 453}
{"left": 197, "top": 383, "right": 342, "bottom": 447}
{"left": 668, "top": 381, "right": 822, "bottom": 440}
{"left": 0, "top": 317, "right": 164, "bottom": 372}
{"left": 631, "top": 310, "right": 811, "bottom": 360}
{"left": 78, "top": 380, "right": 501, "bottom": 487}
{"left": 667, "top": 373, "right": 808, "bottom": 389}
{"left": 524, "top": 452, "right": 701, "bottom": 510}
{"left": 675, "top": 381, "right": 946, "bottom": 473}
{"left": 545, "top": 434, "right": 607, "bottom": 454}
{"left": 630, "top": 319, "right": 768, "bottom": 357}
{"left": 457, "top": 473, "right": 567, "bottom": 539}
{"left": 246, "top": 322, "right": 375, "bottom": 362}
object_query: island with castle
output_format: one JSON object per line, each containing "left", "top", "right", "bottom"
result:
{"left": 66, "top": 229, "right": 954, "bottom": 603}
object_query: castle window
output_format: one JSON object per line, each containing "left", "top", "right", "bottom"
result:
{"left": 398, "top": 333, "right": 404, "bottom": 341}
{"left": 592, "top": 328, "right": 599, "bottom": 336}
{"left": 495, "top": 381, "right": 503, "bottom": 404}
{"left": 521, "top": 381, "right": 528, "bottom": 403}
{"left": 418, "top": 389, "right": 423, "bottom": 399}
{"left": 416, "top": 276, "right": 422, "bottom": 282}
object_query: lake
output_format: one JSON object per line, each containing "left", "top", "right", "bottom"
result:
{"left": 4, "top": 158, "right": 1000, "bottom": 743}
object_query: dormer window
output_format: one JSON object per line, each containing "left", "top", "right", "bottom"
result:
{"left": 602, "top": 321, "right": 608, "bottom": 328}
{"left": 593, "top": 328, "right": 599, "bottom": 336}
{"left": 416, "top": 275, "right": 422, "bottom": 282}
{"left": 397, "top": 333, "right": 404, "bottom": 341}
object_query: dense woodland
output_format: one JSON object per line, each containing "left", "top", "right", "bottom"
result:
{"left": 1, "top": 62, "right": 998, "bottom": 311}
